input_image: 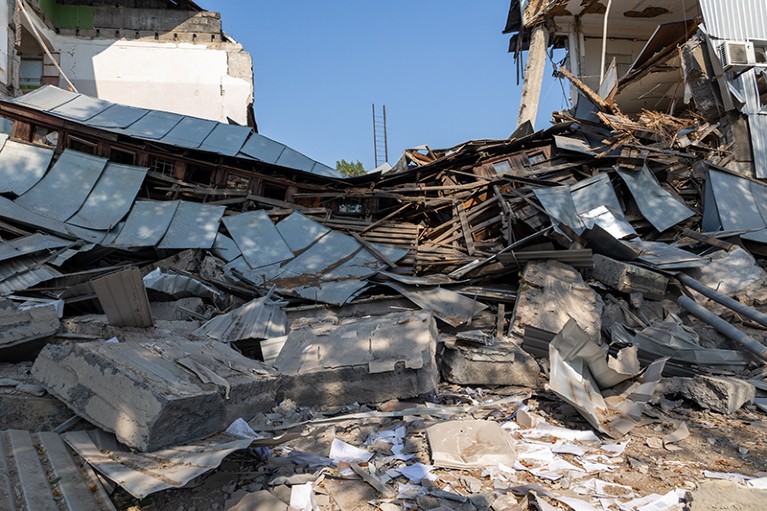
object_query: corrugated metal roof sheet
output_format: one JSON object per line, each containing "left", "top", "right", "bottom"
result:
{"left": 0, "top": 195, "right": 105, "bottom": 244}
{"left": 700, "top": 0, "right": 767, "bottom": 40}
{"left": 222, "top": 210, "right": 294, "bottom": 268}
{"left": 615, "top": 164, "right": 695, "bottom": 233}
{"left": 111, "top": 200, "right": 180, "bottom": 247}
{"left": 276, "top": 211, "right": 330, "bottom": 253}
{"left": 157, "top": 201, "right": 225, "bottom": 249}
{"left": 16, "top": 149, "right": 108, "bottom": 221}
{"left": 0, "top": 429, "right": 116, "bottom": 511}
{"left": 10, "top": 86, "right": 342, "bottom": 178}
{"left": 0, "top": 140, "right": 54, "bottom": 195}
{"left": 67, "top": 162, "right": 149, "bottom": 230}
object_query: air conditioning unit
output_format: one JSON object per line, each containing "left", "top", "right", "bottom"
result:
{"left": 719, "top": 40, "right": 756, "bottom": 70}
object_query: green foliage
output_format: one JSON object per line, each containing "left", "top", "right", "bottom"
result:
{"left": 335, "top": 159, "right": 366, "bottom": 177}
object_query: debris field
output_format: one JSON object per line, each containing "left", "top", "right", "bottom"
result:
{"left": 3, "top": 7, "right": 767, "bottom": 511}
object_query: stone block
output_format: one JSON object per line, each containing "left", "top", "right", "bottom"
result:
{"left": 592, "top": 254, "right": 668, "bottom": 300}
{"left": 32, "top": 338, "right": 278, "bottom": 451}
{"left": 439, "top": 340, "right": 539, "bottom": 387}
{"left": 662, "top": 375, "right": 755, "bottom": 414}
{"left": 274, "top": 311, "right": 438, "bottom": 407}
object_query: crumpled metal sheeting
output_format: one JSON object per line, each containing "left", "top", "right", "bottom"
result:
{"left": 0, "top": 257, "right": 63, "bottom": 296}
{"left": 614, "top": 316, "right": 753, "bottom": 370}
{"left": 63, "top": 429, "right": 252, "bottom": 500}
{"left": 0, "top": 139, "right": 54, "bottom": 195}
{"left": 549, "top": 319, "right": 667, "bottom": 439}
{"left": 615, "top": 164, "right": 695, "bottom": 233}
{"left": 143, "top": 268, "right": 222, "bottom": 301}
{"left": 15, "top": 149, "right": 108, "bottom": 222}
{"left": 703, "top": 168, "right": 767, "bottom": 241}
{"left": 192, "top": 295, "right": 287, "bottom": 343}
{"left": 67, "top": 162, "right": 149, "bottom": 230}
{"left": 624, "top": 239, "right": 707, "bottom": 270}
{"left": 0, "top": 233, "right": 73, "bottom": 263}
{"left": 0, "top": 429, "right": 116, "bottom": 511}
{"left": 382, "top": 281, "right": 489, "bottom": 328}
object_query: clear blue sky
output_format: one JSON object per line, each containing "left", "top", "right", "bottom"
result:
{"left": 197, "top": 1, "right": 569, "bottom": 170}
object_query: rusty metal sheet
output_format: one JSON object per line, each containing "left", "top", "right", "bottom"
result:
{"left": 16, "top": 149, "right": 108, "bottom": 221}
{"left": 0, "top": 429, "right": 116, "bottom": 511}
{"left": 0, "top": 140, "right": 54, "bottom": 195}
{"left": 158, "top": 202, "right": 225, "bottom": 250}
{"left": 67, "top": 162, "right": 149, "bottom": 230}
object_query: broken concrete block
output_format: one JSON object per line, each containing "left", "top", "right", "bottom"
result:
{"left": 32, "top": 338, "right": 278, "bottom": 451}
{"left": 439, "top": 340, "right": 539, "bottom": 387}
{"left": 593, "top": 254, "right": 668, "bottom": 300}
{"left": 274, "top": 311, "right": 438, "bottom": 407}
{"left": 510, "top": 260, "right": 603, "bottom": 343}
{"left": 662, "top": 375, "right": 755, "bottom": 414}
{"left": 0, "top": 305, "right": 60, "bottom": 360}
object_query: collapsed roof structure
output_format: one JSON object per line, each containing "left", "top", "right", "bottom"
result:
{"left": 2, "top": 2, "right": 767, "bottom": 510}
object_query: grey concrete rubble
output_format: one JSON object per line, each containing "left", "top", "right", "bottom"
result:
{"left": 661, "top": 375, "right": 755, "bottom": 414}
{"left": 510, "top": 260, "right": 604, "bottom": 343}
{"left": 31, "top": 338, "right": 278, "bottom": 451}
{"left": 592, "top": 254, "right": 668, "bottom": 300}
{"left": 0, "top": 304, "right": 60, "bottom": 359}
{"left": 438, "top": 338, "right": 539, "bottom": 387}
{"left": 274, "top": 311, "right": 439, "bottom": 406}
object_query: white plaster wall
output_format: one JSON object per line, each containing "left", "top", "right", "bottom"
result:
{"left": 580, "top": 37, "right": 646, "bottom": 91}
{"left": 56, "top": 38, "right": 253, "bottom": 125}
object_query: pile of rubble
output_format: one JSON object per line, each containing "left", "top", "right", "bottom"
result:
{"left": 3, "top": 32, "right": 767, "bottom": 509}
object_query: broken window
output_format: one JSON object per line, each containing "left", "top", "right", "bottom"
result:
{"left": 338, "top": 198, "right": 363, "bottom": 215}
{"left": 109, "top": 147, "right": 136, "bottom": 165}
{"left": 186, "top": 163, "right": 214, "bottom": 185}
{"left": 262, "top": 183, "right": 287, "bottom": 200}
{"left": 225, "top": 173, "right": 251, "bottom": 190}
{"left": 149, "top": 156, "right": 176, "bottom": 176}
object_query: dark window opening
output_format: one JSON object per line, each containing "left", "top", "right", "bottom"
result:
{"left": 109, "top": 147, "right": 136, "bottom": 165}
{"left": 186, "top": 164, "right": 214, "bottom": 185}
{"left": 262, "top": 183, "right": 287, "bottom": 200}
{"left": 67, "top": 135, "right": 97, "bottom": 154}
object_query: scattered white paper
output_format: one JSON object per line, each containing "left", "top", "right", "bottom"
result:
{"left": 105, "top": 337, "right": 120, "bottom": 343}
{"left": 329, "top": 438, "right": 374, "bottom": 464}
{"left": 396, "top": 482, "right": 428, "bottom": 500}
{"left": 555, "top": 495, "right": 602, "bottom": 511}
{"left": 396, "top": 462, "right": 436, "bottom": 483}
{"left": 552, "top": 443, "right": 590, "bottom": 456}
{"left": 289, "top": 482, "right": 318, "bottom": 511}
{"left": 703, "top": 470, "right": 753, "bottom": 484}
{"left": 748, "top": 477, "right": 767, "bottom": 489}
{"left": 524, "top": 422, "right": 600, "bottom": 442}
{"left": 601, "top": 442, "right": 629, "bottom": 456}
{"left": 618, "top": 490, "right": 681, "bottom": 511}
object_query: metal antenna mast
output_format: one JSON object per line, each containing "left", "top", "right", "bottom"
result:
{"left": 372, "top": 104, "right": 388, "bottom": 167}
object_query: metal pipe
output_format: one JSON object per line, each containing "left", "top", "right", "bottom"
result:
{"left": 677, "top": 273, "right": 767, "bottom": 329}
{"left": 600, "top": 0, "right": 613, "bottom": 84}
{"left": 677, "top": 295, "right": 767, "bottom": 363}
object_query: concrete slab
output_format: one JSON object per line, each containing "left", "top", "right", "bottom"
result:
{"left": 274, "top": 311, "right": 439, "bottom": 407}
{"left": 510, "top": 260, "right": 603, "bottom": 343}
{"left": 32, "top": 338, "right": 278, "bottom": 451}
{"left": 662, "top": 375, "right": 755, "bottom": 414}
{"left": 0, "top": 305, "right": 59, "bottom": 361}
{"left": 439, "top": 340, "right": 539, "bottom": 387}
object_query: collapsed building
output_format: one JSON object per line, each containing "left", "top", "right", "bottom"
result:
{"left": 2, "top": 1, "right": 767, "bottom": 510}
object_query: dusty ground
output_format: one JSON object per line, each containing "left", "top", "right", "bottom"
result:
{"left": 114, "top": 383, "right": 767, "bottom": 511}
